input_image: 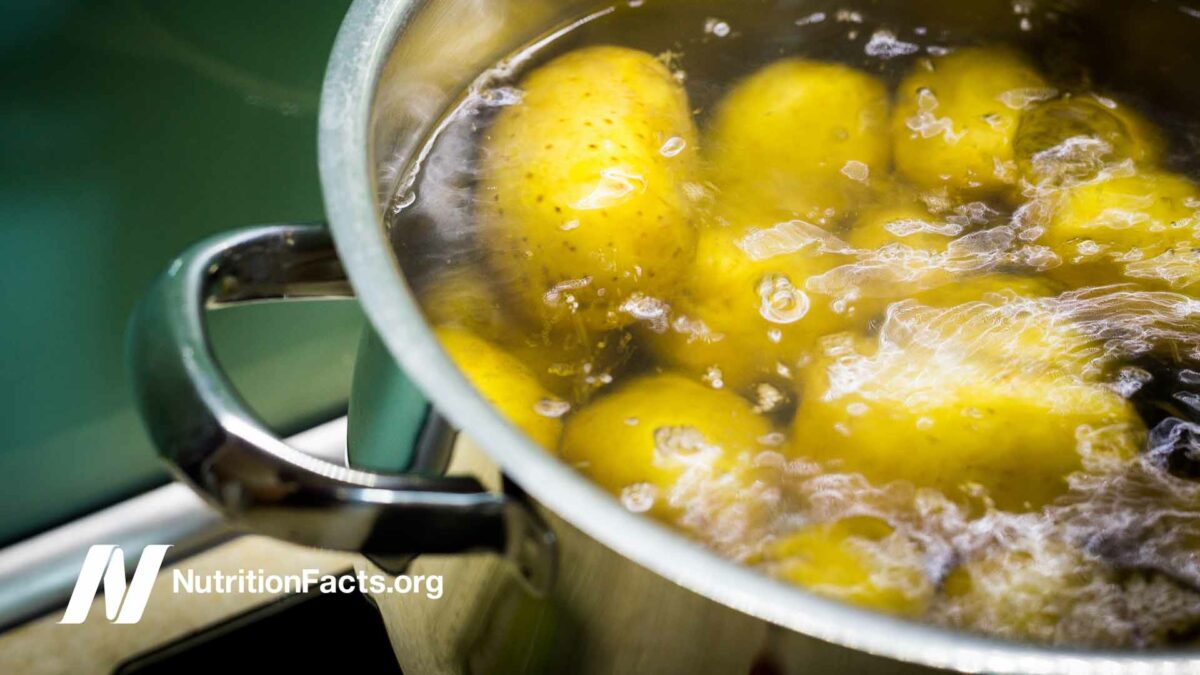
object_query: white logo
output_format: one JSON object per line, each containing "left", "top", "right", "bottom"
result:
{"left": 59, "top": 545, "right": 172, "bottom": 624}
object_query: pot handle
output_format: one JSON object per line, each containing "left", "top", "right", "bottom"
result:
{"left": 127, "top": 224, "right": 554, "bottom": 591}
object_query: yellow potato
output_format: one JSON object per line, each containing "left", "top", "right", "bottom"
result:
{"left": 909, "top": 273, "right": 1059, "bottom": 307}
{"left": 435, "top": 326, "right": 563, "bottom": 449}
{"left": 1014, "top": 95, "right": 1164, "bottom": 186}
{"left": 707, "top": 59, "right": 890, "bottom": 225}
{"left": 418, "top": 266, "right": 511, "bottom": 340}
{"left": 560, "top": 372, "right": 774, "bottom": 519}
{"left": 641, "top": 209, "right": 851, "bottom": 393}
{"left": 846, "top": 199, "right": 956, "bottom": 253}
{"left": 479, "top": 46, "right": 699, "bottom": 331}
{"left": 887, "top": 274, "right": 1094, "bottom": 378}
{"left": 1041, "top": 170, "right": 1200, "bottom": 292}
{"left": 892, "top": 47, "right": 1050, "bottom": 197}
{"left": 420, "top": 267, "right": 632, "bottom": 401}
{"left": 762, "top": 517, "right": 933, "bottom": 616}
{"left": 504, "top": 327, "right": 635, "bottom": 403}
{"left": 840, "top": 182, "right": 1057, "bottom": 325}
{"left": 836, "top": 194, "right": 960, "bottom": 320}
{"left": 886, "top": 273, "right": 1116, "bottom": 393}
{"left": 789, "top": 337, "right": 1142, "bottom": 511}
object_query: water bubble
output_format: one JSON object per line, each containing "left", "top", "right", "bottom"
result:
{"left": 654, "top": 426, "right": 722, "bottom": 464}
{"left": 737, "top": 220, "right": 854, "bottom": 260}
{"left": 753, "top": 383, "right": 786, "bottom": 413}
{"left": 841, "top": 160, "right": 870, "bottom": 182}
{"left": 795, "top": 11, "right": 826, "bottom": 26}
{"left": 543, "top": 277, "right": 591, "bottom": 308}
{"left": 534, "top": 398, "right": 571, "bottom": 418}
{"left": 704, "top": 17, "right": 731, "bottom": 37}
{"left": 620, "top": 292, "right": 670, "bottom": 332}
{"left": 703, "top": 366, "right": 725, "bottom": 389}
{"left": 997, "top": 87, "right": 1058, "bottom": 110}
{"left": 621, "top": 483, "right": 658, "bottom": 513}
{"left": 885, "top": 217, "right": 961, "bottom": 238}
{"left": 672, "top": 314, "right": 724, "bottom": 344}
{"left": 864, "top": 30, "right": 919, "bottom": 59}
{"left": 758, "top": 431, "right": 787, "bottom": 447}
{"left": 1175, "top": 391, "right": 1200, "bottom": 414}
{"left": 478, "top": 86, "right": 524, "bottom": 107}
{"left": 907, "top": 88, "right": 964, "bottom": 143}
{"left": 572, "top": 168, "right": 647, "bottom": 210}
{"left": 757, "top": 275, "right": 811, "bottom": 324}
{"left": 659, "top": 135, "right": 687, "bottom": 157}
{"left": 1111, "top": 366, "right": 1153, "bottom": 397}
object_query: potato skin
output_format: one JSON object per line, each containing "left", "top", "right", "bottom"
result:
{"left": 419, "top": 266, "right": 511, "bottom": 341}
{"left": 892, "top": 47, "right": 1049, "bottom": 197}
{"left": 789, "top": 336, "right": 1141, "bottom": 511}
{"left": 560, "top": 372, "right": 772, "bottom": 518}
{"left": 642, "top": 207, "right": 850, "bottom": 393}
{"left": 762, "top": 517, "right": 933, "bottom": 616}
{"left": 420, "top": 266, "right": 632, "bottom": 401}
{"left": 839, "top": 183, "right": 1058, "bottom": 326}
{"left": 846, "top": 199, "right": 954, "bottom": 253}
{"left": 837, "top": 193, "right": 959, "bottom": 321}
{"left": 478, "top": 46, "right": 699, "bottom": 331}
{"left": 1014, "top": 95, "right": 1164, "bottom": 187}
{"left": 1040, "top": 170, "right": 1200, "bottom": 292}
{"left": 435, "top": 326, "right": 563, "bottom": 449}
{"left": 707, "top": 59, "right": 890, "bottom": 225}
{"left": 908, "top": 273, "right": 1058, "bottom": 307}
{"left": 891, "top": 276, "right": 1098, "bottom": 381}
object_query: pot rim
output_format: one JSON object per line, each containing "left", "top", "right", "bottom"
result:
{"left": 317, "top": 0, "right": 1200, "bottom": 671}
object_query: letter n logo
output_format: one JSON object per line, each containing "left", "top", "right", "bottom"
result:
{"left": 59, "top": 545, "right": 172, "bottom": 624}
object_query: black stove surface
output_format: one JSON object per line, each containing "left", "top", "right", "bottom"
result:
{"left": 114, "top": 571, "right": 401, "bottom": 674}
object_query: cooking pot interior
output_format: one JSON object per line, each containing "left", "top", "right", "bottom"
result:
{"left": 335, "top": 0, "right": 1200, "bottom": 665}
{"left": 371, "top": 0, "right": 1200, "bottom": 284}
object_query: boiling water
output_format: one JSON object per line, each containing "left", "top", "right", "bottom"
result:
{"left": 385, "top": 0, "right": 1200, "bottom": 647}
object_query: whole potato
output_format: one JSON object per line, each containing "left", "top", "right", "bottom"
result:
{"left": 479, "top": 46, "right": 699, "bottom": 332}
{"left": 707, "top": 59, "right": 890, "bottom": 226}
{"left": 641, "top": 206, "right": 850, "bottom": 393}
{"left": 761, "top": 517, "right": 933, "bottom": 616}
{"left": 789, "top": 336, "right": 1141, "bottom": 511}
{"left": 436, "top": 326, "right": 564, "bottom": 449}
{"left": 560, "top": 372, "right": 774, "bottom": 519}
{"left": 892, "top": 47, "right": 1050, "bottom": 197}
{"left": 1040, "top": 170, "right": 1200, "bottom": 292}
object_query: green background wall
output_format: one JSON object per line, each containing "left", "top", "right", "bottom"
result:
{"left": 0, "top": 0, "right": 362, "bottom": 544}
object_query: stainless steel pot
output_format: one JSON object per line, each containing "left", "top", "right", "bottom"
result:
{"left": 128, "top": 0, "right": 1200, "bottom": 672}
